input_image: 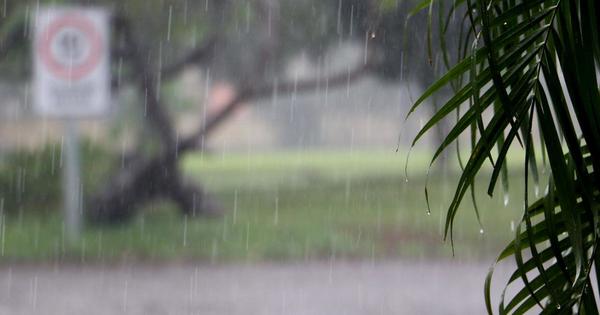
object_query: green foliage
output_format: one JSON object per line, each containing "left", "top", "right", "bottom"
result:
{"left": 1, "top": 150, "right": 521, "bottom": 261}
{"left": 0, "top": 141, "right": 112, "bottom": 216}
{"left": 411, "top": 0, "right": 600, "bottom": 313}
{"left": 0, "top": 144, "right": 61, "bottom": 215}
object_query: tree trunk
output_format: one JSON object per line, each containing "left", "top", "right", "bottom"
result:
{"left": 86, "top": 16, "right": 223, "bottom": 224}
{"left": 87, "top": 154, "right": 222, "bottom": 224}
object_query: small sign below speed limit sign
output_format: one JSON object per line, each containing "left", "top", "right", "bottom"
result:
{"left": 33, "top": 7, "right": 110, "bottom": 118}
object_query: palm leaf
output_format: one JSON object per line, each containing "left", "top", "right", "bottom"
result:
{"left": 410, "top": 0, "right": 600, "bottom": 313}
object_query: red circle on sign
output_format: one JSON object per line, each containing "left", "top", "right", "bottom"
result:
{"left": 37, "top": 13, "right": 104, "bottom": 81}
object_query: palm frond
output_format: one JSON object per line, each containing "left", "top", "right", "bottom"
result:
{"left": 410, "top": 0, "right": 600, "bottom": 313}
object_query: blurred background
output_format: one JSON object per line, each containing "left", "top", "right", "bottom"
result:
{"left": 0, "top": 0, "right": 523, "bottom": 314}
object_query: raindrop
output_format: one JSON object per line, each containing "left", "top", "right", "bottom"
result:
{"left": 59, "top": 136, "right": 64, "bottom": 167}
{"left": 117, "top": 57, "right": 123, "bottom": 86}
{"left": 400, "top": 51, "right": 405, "bottom": 81}
{"left": 350, "top": 128, "right": 355, "bottom": 153}
{"left": 336, "top": 0, "right": 342, "bottom": 35}
{"left": 143, "top": 87, "right": 148, "bottom": 116}
{"left": 139, "top": 216, "right": 145, "bottom": 236}
{"left": 211, "top": 239, "right": 218, "bottom": 263}
{"left": 291, "top": 67, "right": 299, "bottom": 106}
{"left": 175, "top": 131, "right": 180, "bottom": 158}
{"left": 345, "top": 177, "right": 352, "bottom": 203}
{"left": 202, "top": 68, "right": 211, "bottom": 125}
{"left": 346, "top": 66, "right": 351, "bottom": 97}
{"left": 188, "top": 271, "right": 196, "bottom": 306}
{"left": 363, "top": 31, "right": 369, "bottom": 64}
{"left": 534, "top": 184, "right": 540, "bottom": 197}
{"left": 245, "top": 1, "right": 250, "bottom": 33}
{"left": 122, "top": 280, "right": 129, "bottom": 313}
{"left": 183, "top": 0, "right": 188, "bottom": 25}
{"left": 0, "top": 214, "right": 4, "bottom": 257}
{"left": 349, "top": 5, "right": 354, "bottom": 36}
{"left": 303, "top": 238, "right": 309, "bottom": 261}
{"left": 33, "top": 222, "right": 40, "bottom": 249}
{"left": 23, "top": 6, "right": 30, "bottom": 37}
{"left": 6, "top": 268, "right": 12, "bottom": 299}
{"left": 273, "top": 197, "right": 279, "bottom": 226}
{"left": 221, "top": 216, "right": 228, "bottom": 241}
{"left": 503, "top": 193, "right": 509, "bottom": 207}
{"left": 479, "top": 228, "right": 485, "bottom": 234}
{"left": 166, "top": 5, "right": 173, "bottom": 41}
{"left": 355, "top": 227, "right": 362, "bottom": 247}
{"left": 510, "top": 220, "right": 515, "bottom": 232}
{"left": 233, "top": 190, "right": 238, "bottom": 224}
{"left": 96, "top": 231, "right": 103, "bottom": 258}
{"left": 30, "top": 276, "right": 38, "bottom": 310}
{"left": 267, "top": 6, "right": 272, "bottom": 36}
{"left": 51, "top": 143, "right": 57, "bottom": 174}
{"left": 80, "top": 238, "right": 86, "bottom": 263}
{"left": 328, "top": 254, "right": 335, "bottom": 284}
{"left": 370, "top": 244, "right": 376, "bottom": 266}
{"left": 182, "top": 215, "right": 188, "bottom": 247}
{"left": 426, "top": 210, "right": 431, "bottom": 216}
{"left": 245, "top": 222, "right": 250, "bottom": 251}
{"left": 324, "top": 67, "right": 330, "bottom": 107}
{"left": 156, "top": 43, "right": 163, "bottom": 99}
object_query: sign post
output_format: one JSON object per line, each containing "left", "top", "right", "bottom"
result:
{"left": 62, "top": 120, "right": 82, "bottom": 241}
{"left": 33, "top": 7, "right": 110, "bottom": 242}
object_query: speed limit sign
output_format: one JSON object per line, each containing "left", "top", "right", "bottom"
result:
{"left": 33, "top": 7, "right": 110, "bottom": 118}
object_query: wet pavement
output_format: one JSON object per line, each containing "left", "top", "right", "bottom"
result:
{"left": 0, "top": 260, "right": 510, "bottom": 315}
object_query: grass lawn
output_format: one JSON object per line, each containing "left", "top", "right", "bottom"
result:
{"left": 0, "top": 149, "right": 529, "bottom": 262}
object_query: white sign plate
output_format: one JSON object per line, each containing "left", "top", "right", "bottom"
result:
{"left": 33, "top": 7, "right": 110, "bottom": 118}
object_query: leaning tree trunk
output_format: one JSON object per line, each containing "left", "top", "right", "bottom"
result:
{"left": 88, "top": 154, "right": 222, "bottom": 224}
{"left": 87, "top": 15, "right": 222, "bottom": 224}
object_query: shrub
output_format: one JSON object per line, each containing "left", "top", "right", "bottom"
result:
{"left": 0, "top": 140, "right": 112, "bottom": 216}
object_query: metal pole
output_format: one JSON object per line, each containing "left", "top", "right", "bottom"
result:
{"left": 62, "top": 120, "right": 82, "bottom": 242}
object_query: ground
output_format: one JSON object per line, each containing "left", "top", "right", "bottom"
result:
{"left": 0, "top": 150, "right": 528, "bottom": 314}
{"left": 0, "top": 260, "right": 511, "bottom": 315}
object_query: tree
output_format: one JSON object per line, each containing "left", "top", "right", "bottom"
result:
{"left": 87, "top": 0, "right": 379, "bottom": 223}
{"left": 89, "top": 0, "right": 387, "bottom": 223}
{"left": 0, "top": 0, "right": 389, "bottom": 222}
{"left": 0, "top": 0, "right": 447, "bottom": 223}
{"left": 411, "top": 0, "right": 600, "bottom": 313}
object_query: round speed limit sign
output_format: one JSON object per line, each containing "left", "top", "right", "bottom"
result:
{"left": 37, "top": 13, "right": 104, "bottom": 81}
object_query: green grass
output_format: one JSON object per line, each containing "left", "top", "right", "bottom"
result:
{"left": 0, "top": 149, "right": 528, "bottom": 262}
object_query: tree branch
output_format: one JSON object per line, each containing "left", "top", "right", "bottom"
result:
{"left": 111, "top": 17, "right": 217, "bottom": 90}
{"left": 178, "top": 62, "right": 372, "bottom": 152}
{"left": 161, "top": 36, "right": 217, "bottom": 80}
